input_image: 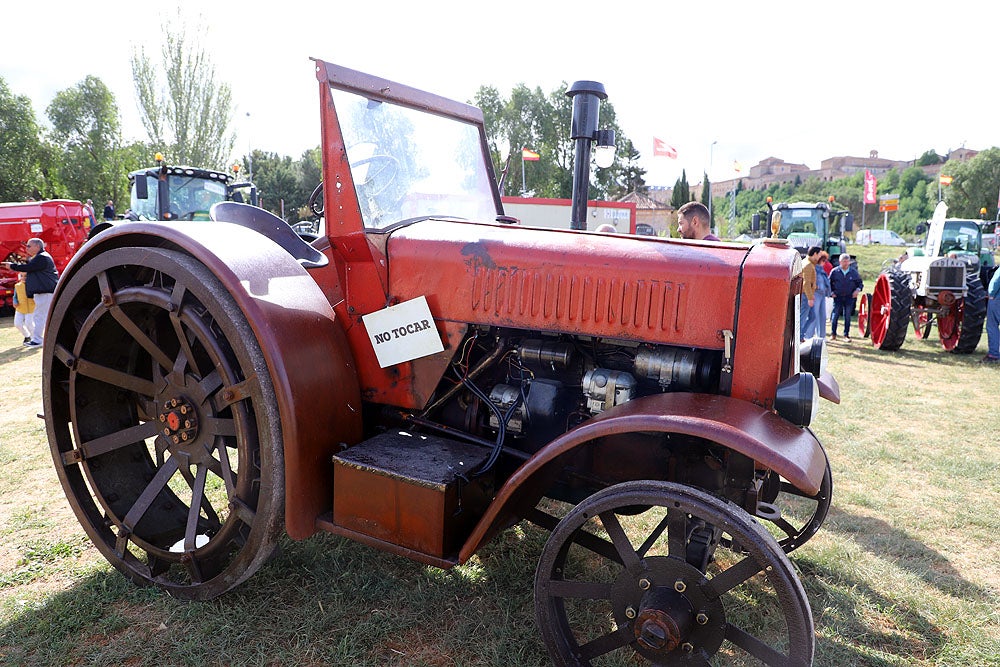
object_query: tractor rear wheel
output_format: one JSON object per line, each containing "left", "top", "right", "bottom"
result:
{"left": 940, "top": 273, "right": 987, "bottom": 354}
{"left": 534, "top": 481, "right": 813, "bottom": 666}
{"left": 857, "top": 293, "right": 872, "bottom": 338}
{"left": 869, "top": 271, "right": 910, "bottom": 351}
{"left": 42, "top": 247, "right": 284, "bottom": 599}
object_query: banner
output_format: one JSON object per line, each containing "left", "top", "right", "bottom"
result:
{"left": 863, "top": 170, "right": 877, "bottom": 204}
{"left": 652, "top": 138, "right": 678, "bottom": 159}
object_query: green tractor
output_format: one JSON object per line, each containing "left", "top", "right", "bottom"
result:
{"left": 751, "top": 197, "right": 854, "bottom": 261}
{"left": 858, "top": 202, "right": 990, "bottom": 353}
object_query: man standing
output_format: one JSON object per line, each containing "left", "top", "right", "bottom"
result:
{"left": 800, "top": 247, "right": 821, "bottom": 340}
{"left": 677, "top": 202, "right": 719, "bottom": 241}
{"left": 983, "top": 268, "right": 1000, "bottom": 363}
{"left": 829, "top": 253, "right": 863, "bottom": 341}
{"left": 1, "top": 238, "right": 59, "bottom": 347}
{"left": 104, "top": 199, "right": 115, "bottom": 221}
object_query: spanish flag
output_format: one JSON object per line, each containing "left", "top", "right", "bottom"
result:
{"left": 522, "top": 148, "right": 540, "bottom": 161}
{"left": 939, "top": 174, "right": 953, "bottom": 186}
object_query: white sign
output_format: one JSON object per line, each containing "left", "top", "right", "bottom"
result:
{"left": 362, "top": 295, "right": 444, "bottom": 368}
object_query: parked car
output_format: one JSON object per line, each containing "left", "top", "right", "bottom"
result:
{"left": 856, "top": 229, "right": 906, "bottom": 246}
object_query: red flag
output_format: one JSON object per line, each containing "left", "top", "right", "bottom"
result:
{"left": 652, "top": 138, "right": 678, "bottom": 159}
{"left": 863, "top": 170, "right": 877, "bottom": 204}
{"left": 521, "top": 148, "right": 540, "bottom": 161}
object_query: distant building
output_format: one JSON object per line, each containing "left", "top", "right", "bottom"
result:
{"left": 616, "top": 190, "right": 674, "bottom": 237}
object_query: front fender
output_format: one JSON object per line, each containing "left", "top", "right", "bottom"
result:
{"left": 59, "top": 221, "right": 363, "bottom": 539}
{"left": 458, "top": 392, "right": 827, "bottom": 563}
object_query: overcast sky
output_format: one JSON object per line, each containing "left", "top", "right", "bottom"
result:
{"left": 2, "top": 1, "right": 996, "bottom": 189}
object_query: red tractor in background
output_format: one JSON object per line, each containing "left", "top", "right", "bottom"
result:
{"left": 42, "top": 60, "right": 840, "bottom": 665}
{"left": 0, "top": 199, "right": 88, "bottom": 313}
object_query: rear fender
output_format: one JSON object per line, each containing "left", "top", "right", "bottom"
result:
{"left": 58, "top": 221, "right": 363, "bottom": 540}
{"left": 458, "top": 392, "right": 827, "bottom": 563}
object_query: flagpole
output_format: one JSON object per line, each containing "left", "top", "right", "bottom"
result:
{"left": 521, "top": 148, "right": 526, "bottom": 195}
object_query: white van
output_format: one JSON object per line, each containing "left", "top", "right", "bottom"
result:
{"left": 855, "top": 229, "right": 906, "bottom": 246}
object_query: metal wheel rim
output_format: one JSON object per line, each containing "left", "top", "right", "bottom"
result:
{"left": 870, "top": 274, "right": 892, "bottom": 347}
{"left": 534, "top": 481, "right": 814, "bottom": 666}
{"left": 938, "top": 302, "right": 962, "bottom": 350}
{"left": 43, "top": 248, "right": 283, "bottom": 599}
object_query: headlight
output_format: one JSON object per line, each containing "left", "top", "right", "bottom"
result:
{"left": 798, "top": 337, "right": 828, "bottom": 378}
{"left": 774, "top": 373, "right": 819, "bottom": 427}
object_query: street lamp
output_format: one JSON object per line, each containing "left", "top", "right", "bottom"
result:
{"left": 246, "top": 112, "right": 253, "bottom": 183}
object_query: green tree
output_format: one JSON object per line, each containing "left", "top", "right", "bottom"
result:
{"left": 917, "top": 149, "right": 942, "bottom": 166}
{"left": 131, "top": 11, "right": 235, "bottom": 169}
{"left": 0, "top": 77, "right": 43, "bottom": 201}
{"left": 46, "top": 76, "right": 140, "bottom": 206}
{"left": 670, "top": 170, "right": 690, "bottom": 208}
{"left": 941, "top": 147, "right": 1000, "bottom": 219}
{"left": 700, "top": 172, "right": 711, "bottom": 210}
{"left": 474, "top": 82, "right": 633, "bottom": 199}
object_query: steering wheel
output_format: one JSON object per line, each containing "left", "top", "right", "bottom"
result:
{"left": 307, "top": 154, "right": 402, "bottom": 218}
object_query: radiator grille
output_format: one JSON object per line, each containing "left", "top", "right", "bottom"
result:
{"left": 928, "top": 265, "right": 964, "bottom": 290}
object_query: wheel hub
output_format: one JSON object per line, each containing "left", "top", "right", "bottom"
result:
{"left": 634, "top": 591, "right": 691, "bottom": 652}
{"left": 159, "top": 396, "right": 200, "bottom": 446}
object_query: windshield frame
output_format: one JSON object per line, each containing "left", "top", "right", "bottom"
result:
{"left": 315, "top": 59, "right": 503, "bottom": 236}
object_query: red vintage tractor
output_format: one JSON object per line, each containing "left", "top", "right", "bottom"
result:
{"left": 42, "top": 60, "right": 839, "bottom": 666}
{"left": 0, "top": 199, "right": 88, "bottom": 312}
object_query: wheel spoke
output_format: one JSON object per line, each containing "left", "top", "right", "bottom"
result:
{"left": 107, "top": 303, "right": 174, "bottom": 372}
{"left": 121, "top": 456, "right": 180, "bottom": 532}
{"left": 177, "top": 464, "right": 222, "bottom": 529}
{"left": 577, "top": 626, "right": 633, "bottom": 661}
{"left": 770, "top": 516, "right": 800, "bottom": 541}
{"left": 211, "top": 441, "right": 237, "bottom": 496}
{"left": 706, "top": 554, "right": 764, "bottom": 598}
{"left": 599, "top": 511, "right": 640, "bottom": 569}
{"left": 545, "top": 579, "right": 614, "bottom": 600}
{"left": 726, "top": 623, "right": 794, "bottom": 666}
{"left": 667, "top": 508, "right": 688, "bottom": 558}
{"left": 184, "top": 465, "right": 209, "bottom": 552}
{"left": 71, "top": 354, "right": 158, "bottom": 397}
{"left": 637, "top": 513, "right": 670, "bottom": 558}
{"left": 204, "top": 417, "right": 237, "bottom": 437}
{"left": 75, "top": 421, "right": 161, "bottom": 461}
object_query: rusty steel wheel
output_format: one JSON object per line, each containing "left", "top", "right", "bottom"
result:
{"left": 869, "top": 271, "right": 910, "bottom": 351}
{"left": 857, "top": 292, "right": 872, "bottom": 338}
{"left": 534, "top": 481, "right": 813, "bottom": 666}
{"left": 43, "top": 247, "right": 284, "bottom": 599}
{"left": 756, "top": 459, "right": 832, "bottom": 553}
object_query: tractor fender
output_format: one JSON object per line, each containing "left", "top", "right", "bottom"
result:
{"left": 458, "top": 392, "right": 827, "bottom": 564}
{"left": 57, "top": 221, "right": 363, "bottom": 540}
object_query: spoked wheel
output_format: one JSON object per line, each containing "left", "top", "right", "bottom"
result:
{"left": 43, "top": 247, "right": 284, "bottom": 599}
{"left": 857, "top": 293, "right": 872, "bottom": 338}
{"left": 535, "top": 481, "right": 813, "bottom": 666}
{"left": 912, "top": 309, "right": 933, "bottom": 340}
{"left": 869, "top": 271, "right": 910, "bottom": 351}
{"left": 756, "top": 460, "right": 833, "bottom": 553}
{"left": 940, "top": 274, "right": 987, "bottom": 354}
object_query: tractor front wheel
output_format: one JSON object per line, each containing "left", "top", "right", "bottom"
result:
{"left": 42, "top": 247, "right": 284, "bottom": 599}
{"left": 869, "top": 271, "right": 911, "bottom": 351}
{"left": 534, "top": 481, "right": 813, "bottom": 666}
{"left": 940, "top": 273, "right": 987, "bottom": 354}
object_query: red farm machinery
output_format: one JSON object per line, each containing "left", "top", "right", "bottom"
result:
{"left": 41, "top": 61, "right": 840, "bottom": 666}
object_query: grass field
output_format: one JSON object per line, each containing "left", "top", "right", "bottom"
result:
{"left": 1, "top": 246, "right": 998, "bottom": 666}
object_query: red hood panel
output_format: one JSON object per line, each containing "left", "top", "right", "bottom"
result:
{"left": 386, "top": 220, "right": 749, "bottom": 349}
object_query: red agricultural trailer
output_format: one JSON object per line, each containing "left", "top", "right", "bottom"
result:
{"left": 42, "top": 60, "right": 839, "bottom": 665}
{"left": 0, "top": 199, "right": 87, "bottom": 311}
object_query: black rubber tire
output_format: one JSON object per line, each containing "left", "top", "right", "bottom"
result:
{"left": 952, "top": 273, "right": 987, "bottom": 354}
{"left": 871, "top": 271, "right": 911, "bottom": 351}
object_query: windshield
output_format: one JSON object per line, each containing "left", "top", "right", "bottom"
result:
{"left": 937, "top": 221, "right": 981, "bottom": 254}
{"left": 778, "top": 208, "right": 826, "bottom": 237}
{"left": 330, "top": 88, "right": 498, "bottom": 230}
{"left": 130, "top": 175, "right": 228, "bottom": 221}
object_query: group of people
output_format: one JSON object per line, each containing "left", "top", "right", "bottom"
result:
{"left": 801, "top": 248, "right": 863, "bottom": 341}
{"left": 80, "top": 199, "right": 115, "bottom": 231}
{"left": 1, "top": 238, "right": 59, "bottom": 348}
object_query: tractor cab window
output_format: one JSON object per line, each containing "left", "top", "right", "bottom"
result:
{"left": 167, "top": 176, "right": 227, "bottom": 221}
{"left": 940, "top": 222, "right": 981, "bottom": 254}
{"left": 330, "top": 88, "right": 498, "bottom": 231}
{"left": 130, "top": 175, "right": 159, "bottom": 220}
{"left": 781, "top": 209, "right": 822, "bottom": 235}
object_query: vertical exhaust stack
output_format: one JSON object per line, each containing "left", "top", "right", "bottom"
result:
{"left": 567, "top": 81, "right": 613, "bottom": 230}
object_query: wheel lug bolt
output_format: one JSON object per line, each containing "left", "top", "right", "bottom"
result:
{"left": 172, "top": 436, "right": 180, "bottom": 444}
{"left": 625, "top": 606, "right": 636, "bottom": 619}
{"left": 180, "top": 405, "right": 187, "bottom": 414}
{"left": 184, "top": 420, "right": 191, "bottom": 428}
{"left": 696, "top": 613, "right": 709, "bottom": 625}
{"left": 681, "top": 642, "right": 694, "bottom": 653}
{"left": 163, "top": 428, "right": 170, "bottom": 436}
{"left": 674, "top": 580, "right": 687, "bottom": 593}
{"left": 222, "top": 389, "right": 234, "bottom": 401}
{"left": 181, "top": 432, "right": 188, "bottom": 441}
{"left": 159, "top": 414, "right": 166, "bottom": 422}
{"left": 638, "top": 578, "right": 651, "bottom": 590}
